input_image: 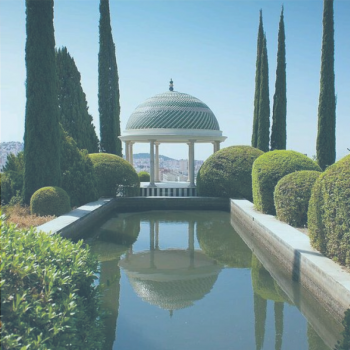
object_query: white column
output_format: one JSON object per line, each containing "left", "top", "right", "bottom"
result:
{"left": 188, "top": 140, "right": 195, "bottom": 187}
{"left": 149, "top": 140, "right": 156, "bottom": 187}
{"left": 155, "top": 142, "right": 160, "bottom": 182}
{"left": 125, "top": 141, "right": 130, "bottom": 162}
{"left": 129, "top": 142, "right": 134, "bottom": 166}
{"left": 213, "top": 141, "right": 221, "bottom": 153}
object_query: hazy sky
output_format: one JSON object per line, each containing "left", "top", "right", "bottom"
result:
{"left": 1, "top": 0, "right": 349, "bottom": 161}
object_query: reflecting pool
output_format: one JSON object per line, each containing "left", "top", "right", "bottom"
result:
{"left": 85, "top": 211, "right": 340, "bottom": 350}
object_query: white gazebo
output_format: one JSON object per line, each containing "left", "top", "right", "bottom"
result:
{"left": 119, "top": 80, "right": 227, "bottom": 196}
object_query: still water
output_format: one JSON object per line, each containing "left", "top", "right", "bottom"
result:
{"left": 85, "top": 211, "right": 337, "bottom": 350}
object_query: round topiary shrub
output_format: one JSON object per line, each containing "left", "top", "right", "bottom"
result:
{"left": 252, "top": 150, "right": 321, "bottom": 215}
{"left": 89, "top": 153, "right": 139, "bottom": 198}
{"left": 138, "top": 171, "right": 150, "bottom": 182}
{"left": 274, "top": 170, "right": 321, "bottom": 227}
{"left": 308, "top": 154, "right": 350, "bottom": 268}
{"left": 197, "top": 145, "right": 264, "bottom": 200}
{"left": 30, "top": 186, "right": 71, "bottom": 217}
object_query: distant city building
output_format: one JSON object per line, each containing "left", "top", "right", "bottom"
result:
{"left": 133, "top": 154, "right": 203, "bottom": 182}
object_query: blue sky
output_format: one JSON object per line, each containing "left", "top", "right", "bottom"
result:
{"left": 1, "top": 0, "right": 349, "bottom": 161}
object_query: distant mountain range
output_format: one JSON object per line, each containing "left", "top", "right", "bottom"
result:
{"left": 133, "top": 153, "right": 175, "bottom": 161}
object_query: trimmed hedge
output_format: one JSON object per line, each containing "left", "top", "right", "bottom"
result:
{"left": 1, "top": 217, "right": 104, "bottom": 349}
{"left": 89, "top": 153, "right": 139, "bottom": 198}
{"left": 197, "top": 145, "right": 264, "bottom": 200}
{"left": 308, "top": 154, "right": 350, "bottom": 267}
{"left": 138, "top": 171, "right": 150, "bottom": 182}
{"left": 30, "top": 186, "right": 71, "bottom": 217}
{"left": 252, "top": 150, "right": 321, "bottom": 214}
{"left": 274, "top": 170, "right": 321, "bottom": 227}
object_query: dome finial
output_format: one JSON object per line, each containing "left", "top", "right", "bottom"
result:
{"left": 169, "top": 79, "right": 174, "bottom": 92}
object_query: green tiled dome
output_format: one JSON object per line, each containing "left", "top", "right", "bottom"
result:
{"left": 126, "top": 91, "right": 220, "bottom": 130}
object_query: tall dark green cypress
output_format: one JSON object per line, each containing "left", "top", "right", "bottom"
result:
{"left": 56, "top": 47, "right": 99, "bottom": 153}
{"left": 252, "top": 10, "right": 264, "bottom": 148}
{"left": 271, "top": 7, "right": 287, "bottom": 151}
{"left": 257, "top": 35, "right": 270, "bottom": 152}
{"left": 23, "top": 0, "right": 61, "bottom": 204}
{"left": 98, "top": 0, "right": 122, "bottom": 156}
{"left": 316, "top": 0, "right": 336, "bottom": 170}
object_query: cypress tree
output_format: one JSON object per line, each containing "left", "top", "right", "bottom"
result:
{"left": 316, "top": 0, "right": 336, "bottom": 170}
{"left": 271, "top": 7, "right": 287, "bottom": 151}
{"left": 252, "top": 10, "right": 264, "bottom": 148}
{"left": 257, "top": 35, "right": 270, "bottom": 152}
{"left": 56, "top": 47, "right": 99, "bottom": 153}
{"left": 98, "top": 0, "right": 122, "bottom": 156}
{"left": 23, "top": 0, "right": 61, "bottom": 204}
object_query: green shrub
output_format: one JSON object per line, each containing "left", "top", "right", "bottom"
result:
{"left": 61, "top": 133, "right": 98, "bottom": 207}
{"left": 197, "top": 145, "right": 264, "bottom": 200}
{"left": 274, "top": 171, "right": 321, "bottom": 227}
{"left": 89, "top": 153, "right": 139, "bottom": 198}
{"left": 138, "top": 171, "right": 150, "bottom": 182}
{"left": 30, "top": 186, "right": 71, "bottom": 217}
{"left": 308, "top": 154, "right": 350, "bottom": 267}
{"left": 1, "top": 217, "right": 104, "bottom": 349}
{"left": 252, "top": 150, "right": 321, "bottom": 214}
{"left": 1, "top": 152, "right": 24, "bottom": 205}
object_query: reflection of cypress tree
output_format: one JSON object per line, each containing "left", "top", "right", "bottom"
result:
{"left": 254, "top": 291, "right": 267, "bottom": 350}
{"left": 307, "top": 323, "right": 329, "bottom": 350}
{"left": 100, "top": 258, "right": 121, "bottom": 350}
{"left": 274, "top": 302, "right": 284, "bottom": 350}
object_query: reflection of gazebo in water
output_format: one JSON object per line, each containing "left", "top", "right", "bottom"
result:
{"left": 119, "top": 80, "right": 227, "bottom": 196}
{"left": 119, "top": 220, "right": 222, "bottom": 314}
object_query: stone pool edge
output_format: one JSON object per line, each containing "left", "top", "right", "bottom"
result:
{"left": 231, "top": 199, "right": 350, "bottom": 321}
{"left": 37, "top": 198, "right": 117, "bottom": 239}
